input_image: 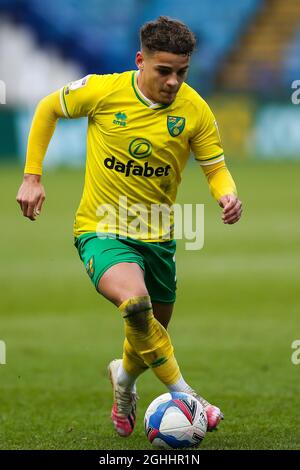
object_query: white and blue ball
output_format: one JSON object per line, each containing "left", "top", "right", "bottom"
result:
{"left": 144, "top": 392, "right": 207, "bottom": 449}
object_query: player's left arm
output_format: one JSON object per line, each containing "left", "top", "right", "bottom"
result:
{"left": 190, "top": 98, "right": 243, "bottom": 225}
{"left": 201, "top": 160, "right": 243, "bottom": 225}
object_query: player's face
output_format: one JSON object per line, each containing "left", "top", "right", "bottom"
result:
{"left": 136, "top": 50, "right": 190, "bottom": 105}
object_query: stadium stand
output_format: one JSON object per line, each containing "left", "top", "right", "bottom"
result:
{"left": 1, "top": 0, "right": 299, "bottom": 98}
{"left": 0, "top": 16, "right": 82, "bottom": 105}
{"left": 0, "top": 0, "right": 262, "bottom": 96}
{"left": 219, "top": 0, "right": 300, "bottom": 93}
{"left": 282, "top": 26, "right": 300, "bottom": 87}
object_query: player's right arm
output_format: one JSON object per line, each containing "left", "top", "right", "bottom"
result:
{"left": 16, "top": 74, "right": 107, "bottom": 220}
{"left": 16, "top": 90, "right": 64, "bottom": 220}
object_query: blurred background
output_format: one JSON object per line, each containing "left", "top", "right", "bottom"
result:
{"left": 1, "top": 0, "right": 300, "bottom": 163}
{"left": 0, "top": 0, "right": 300, "bottom": 450}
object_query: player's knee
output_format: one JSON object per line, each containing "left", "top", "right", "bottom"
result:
{"left": 120, "top": 295, "right": 154, "bottom": 331}
{"left": 118, "top": 288, "right": 149, "bottom": 307}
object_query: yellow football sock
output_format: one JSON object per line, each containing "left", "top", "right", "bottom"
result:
{"left": 122, "top": 337, "right": 149, "bottom": 377}
{"left": 119, "top": 295, "right": 181, "bottom": 386}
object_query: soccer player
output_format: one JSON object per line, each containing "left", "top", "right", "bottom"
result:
{"left": 16, "top": 17, "right": 242, "bottom": 437}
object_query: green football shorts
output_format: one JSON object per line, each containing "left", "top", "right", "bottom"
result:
{"left": 74, "top": 232, "right": 177, "bottom": 303}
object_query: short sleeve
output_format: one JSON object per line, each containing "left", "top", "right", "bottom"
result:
{"left": 60, "top": 74, "right": 110, "bottom": 119}
{"left": 190, "top": 100, "right": 224, "bottom": 166}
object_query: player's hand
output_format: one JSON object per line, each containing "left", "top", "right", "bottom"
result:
{"left": 218, "top": 194, "right": 242, "bottom": 225}
{"left": 16, "top": 174, "right": 46, "bottom": 221}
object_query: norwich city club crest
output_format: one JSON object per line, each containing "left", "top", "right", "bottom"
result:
{"left": 167, "top": 116, "right": 186, "bottom": 137}
{"left": 85, "top": 256, "right": 95, "bottom": 278}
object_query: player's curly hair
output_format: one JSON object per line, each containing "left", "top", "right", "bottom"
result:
{"left": 140, "top": 16, "right": 196, "bottom": 56}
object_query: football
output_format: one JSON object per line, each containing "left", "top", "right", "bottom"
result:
{"left": 144, "top": 392, "right": 207, "bottom": 449}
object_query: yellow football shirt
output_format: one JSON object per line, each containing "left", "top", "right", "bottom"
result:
{"left": 60, "top": 71, "right": 224, "bottom": 241}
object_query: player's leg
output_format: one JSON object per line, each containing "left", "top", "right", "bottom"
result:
{"left": 98, "top": 261, "right": 148, "bottom": 305}
{"left": 99, "top": 264, "right": 181, "bottom": 389}
{"left": 75, "top": 235, "right": 186, "bottom": 435}
{"left": 108, "top": 301, "right": 174, "bottom": 418}
{"left": 100, "top": 263, "right": 213, "bottom": 436}
{"left": 99, "top": 263, "right": 184, "bottom": 437}
{"left": 117, "top": 302, "right": 174, "bottom": 391}
{"left": 142, "top": 241, "right": 224, "bottom": 433}
{"left": 98, "top": 262, "right": 150, "bottom": 436}
{"left": 98, "top": 261, "right": 150, "bottom": 386}
{"left": 115, "top": 292, "right": 224, "bottom": 433}
{"left": 75, "top": 235, "right": 151, "bottom": 433}
{"left": 151, "top": 302, "right": 224, "bottom": 432}
{"left": 152, "top": 302, "right": 174, "bottom": 329}
{"left": 147, "top": 301, "right": 206, "bottom": 393}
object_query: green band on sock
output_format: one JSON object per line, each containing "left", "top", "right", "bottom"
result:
{"left": 150, "top": 357, "right": 168, "bottom": 368}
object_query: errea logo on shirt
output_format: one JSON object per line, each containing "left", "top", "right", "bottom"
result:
{"left": 113, "top": 112, "right": 127, "bottom": 127}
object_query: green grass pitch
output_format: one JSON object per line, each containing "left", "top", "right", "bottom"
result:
{"left": 0, "top": 160, "right": 299, "bottom": 450}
